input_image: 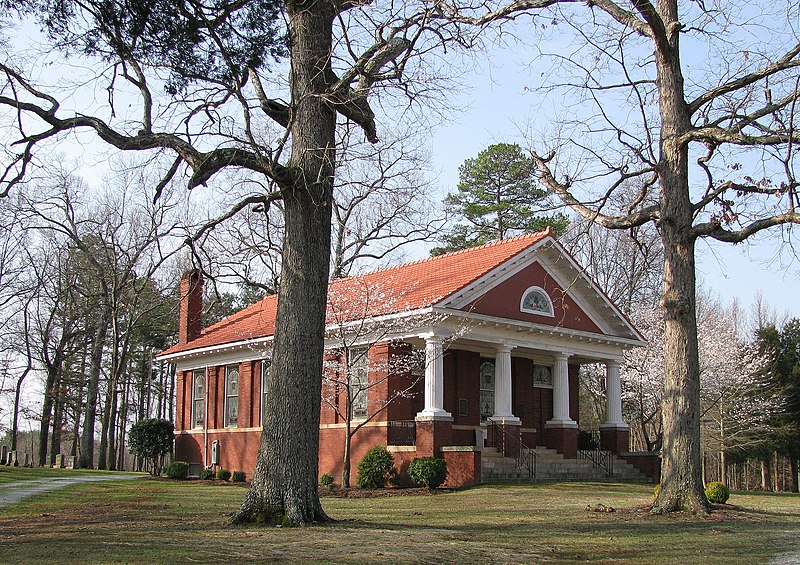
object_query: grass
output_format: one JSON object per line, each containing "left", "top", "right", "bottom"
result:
{"left": 0, "top": 465, "right": 142, "bottom": 485}
{"left": 0, "top": 478, "right": 798, "bottom": 564}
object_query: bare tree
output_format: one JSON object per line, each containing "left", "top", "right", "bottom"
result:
{"left": 0, "top": 0, "right": 456, "bottom": 524}
{"left": 439, "top": 0, "right": 800, "bottom": 513}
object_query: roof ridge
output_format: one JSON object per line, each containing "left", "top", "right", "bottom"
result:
{"left": 334, "top": 227, "right": 552, "bottom": 283}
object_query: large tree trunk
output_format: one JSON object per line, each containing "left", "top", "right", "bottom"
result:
{"left": 232, "top": 0, "right": 335, "bottom": 526}
{"left": 38, "top": 365, "right": 58, "bottom": 466}
{"left": 49, "top": 369, "right": 64, "bottom": 466}
{"left": 651, "top": 0, "right": 709, "bottom": 514}
{"left": 98, "top": 373, "right": 115, "bottom": 469}
{"left": 79, "top": 319, "right": 108, "bottom": 469}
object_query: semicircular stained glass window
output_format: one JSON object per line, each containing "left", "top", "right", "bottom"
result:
{"left": 520, "top": 286, "right": 554, "bottom": 316}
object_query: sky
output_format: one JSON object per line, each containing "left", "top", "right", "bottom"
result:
{"left": 416, "top": 42, "right": 800, "bottom": 324}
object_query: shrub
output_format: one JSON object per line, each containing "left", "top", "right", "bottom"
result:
{"left": 408, "top": 457, "right": 448, "bottom": 489}
{"left": 216, "top": 468, "right": 232, "bottom": 482}
{"left": 128, "top": 418, "right": 174, "bottom": 476}
{"left": 356, "top": 446, "right": 397, "bottom": 488}
{"left": 165, "top": 460, "right": 189, "bottom": 480}
{"left": 705, "top": 482, "right": 730, "bottom": 504}
{"left": 232, "top": 471, "right": 246, "bottom": 483}
{"left": 319, "top": 473, "right": 335, "bottom": 489}
{"left": 200, "top": 468, "right": 215, "bottom": 480}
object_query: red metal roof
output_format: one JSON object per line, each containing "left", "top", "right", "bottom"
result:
{"left": 160, "top": 228, "right": 552, "bottom": 356}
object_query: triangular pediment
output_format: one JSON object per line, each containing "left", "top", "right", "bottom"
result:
{"left": 436, "top": 238, "right": 644, "bottom": 344}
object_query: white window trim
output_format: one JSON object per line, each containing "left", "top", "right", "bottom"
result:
{"left": 348, "top": 347, "right": 369, "bottom": 419}
{"left": 260, "top": 359, "right": 270, "bottom": 426}
{"left": 224, "top": 364, "right": 239, "bottom": 428}
{"left": 520, "top": 285, "right": 555, "bottom": 317}
{"left": 191, "top": 370, "right": 205, "bottom": 429}
{"left": 479, "top": 358, "right": 495, "bottom": 422}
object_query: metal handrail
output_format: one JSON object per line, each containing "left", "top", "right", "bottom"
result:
{"left": 490, "top": 421, "right": 537, "bottom": 479}
{"left": 578, "top": 429, "right": 614, "bottom": 478}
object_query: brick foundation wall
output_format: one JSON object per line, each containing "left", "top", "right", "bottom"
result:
{"left": 620, "top": 452, "right": 661, "bottom": 483}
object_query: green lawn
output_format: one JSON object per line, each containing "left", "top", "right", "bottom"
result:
{"left": 0, "top": 478, "right": 798, "bottom": 564}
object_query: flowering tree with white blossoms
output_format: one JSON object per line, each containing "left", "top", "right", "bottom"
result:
{"left": 322, "top": 277, "right": 446, "bottom": 488}
{"left": 697, "top": 301, "right": 775, "bottom": 482}
{"left": 616, "top": 299, "right": 774, "bottom": 469}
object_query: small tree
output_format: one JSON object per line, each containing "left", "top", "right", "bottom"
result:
{"left": 128, "top": 418, "right": 173, "bottom": 476}
{"left": 323, "top": 277, "right": 434, "bottom": 488}
{"left": 432, "top": 143, "right": 568, "bottom": 255}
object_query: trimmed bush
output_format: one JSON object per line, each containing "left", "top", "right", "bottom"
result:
{"left": 232, "top": 471, "right": 246, "bottom": 483}
{"left": 200, "top": 468, "right": 215, "bottom": 480}
{"left": 408, "top": 457, "right": 447, "bottom": 489}
{"left": 705, "top": 481, "right": 730, "bottom": 504}
{"left": 216, "top": 468, "right": 232, "bottom": 482}
{"left": 165, "top": 460, "right": 189, "bottom": 480}
{"left": 319, "top": 473, "right": 335, "bottom": 489}
{"left": 356, "top": 446, "right": 397, "bottom": 488}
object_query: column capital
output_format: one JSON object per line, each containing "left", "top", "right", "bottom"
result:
{"left": 495, "top": 343, "right": 514, "bottom": 354}
{"left": 553, "top": 352, "right": 571, "bottom": 361}
{"left": 604, "top": 359, "right": 622, "bottom": 369}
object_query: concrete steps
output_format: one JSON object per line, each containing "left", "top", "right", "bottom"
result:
{"left": 480, "top": 447, "right": 650, "bottom": 483}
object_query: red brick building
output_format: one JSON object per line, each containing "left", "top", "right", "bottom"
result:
{"left": 158, "top": 229, "right": 656, "bottom": 485}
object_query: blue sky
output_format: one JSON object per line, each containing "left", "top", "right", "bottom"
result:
{"left": 420, "top": 49, "right": 800, "bottom": 323}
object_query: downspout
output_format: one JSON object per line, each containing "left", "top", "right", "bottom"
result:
{"left": 204, "top": 366, "right": 209, "bottom": 469}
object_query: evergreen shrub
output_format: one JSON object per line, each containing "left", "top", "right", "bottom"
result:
{"left": 408, "top": 457, "right": 447, "bottom": 489}
{"left": 165, "top": 460, "right": 189, "bottom": 480}
{"left": 356, "top": 446, "right": 397, "bottom": 488}
{"left": 705, "top": 482, "right": 730, "bottom": 503}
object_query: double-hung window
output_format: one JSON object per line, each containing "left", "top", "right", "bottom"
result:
{"left": 348, "top": 348, "right": 369, "bottom": 419}
{"left": 260, "top": 360, "right": 270, "bottom": 426}
{"left": 191, "top": 370, "right": 205, "bottom": 429}
{"left": 225, "top": 365, "right": 239, "bottom": 428}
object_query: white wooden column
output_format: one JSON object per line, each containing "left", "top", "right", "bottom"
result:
{"left": 547, "top": 352, "right": 577, "bottom": 427}
{"left": 492, "top": 345, "right": 520, "bottom": 424}
{"left": 416, "top": 336, "right": 452, "bottom": 420}
{"left": 602, "top": 360, "right": 628, "bottom": 428}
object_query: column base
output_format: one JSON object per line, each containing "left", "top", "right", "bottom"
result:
{"left": 599, "top": 423, "right": 630, "bottom": 455}
{"left": 416, "top": 409, "right": 453, "bottom": 421}
{"left": 544, "top": 421, "right": 578, "bottom": 459}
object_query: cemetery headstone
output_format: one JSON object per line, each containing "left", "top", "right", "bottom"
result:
{"left": 0, "top": 445, "right": 7, "bottom": 465}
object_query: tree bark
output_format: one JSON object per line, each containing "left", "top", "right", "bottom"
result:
{"left": 231, "top": 0, "right": 335, "bottom": 526}
{"left": 38, "top": 364, "right": 58, "bottom": 466}
{"left": 79, "top": 318, "right": 109, "bottom": 469}
{"left": 49, "top": 368, "right": 64, "bottom": 466}
{"left": 651, "top": 0, "right": 710, "bottom": 514}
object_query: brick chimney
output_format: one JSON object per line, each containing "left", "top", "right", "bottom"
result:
{"left": 178, "top": 269, "right": 203, "bottom": 345}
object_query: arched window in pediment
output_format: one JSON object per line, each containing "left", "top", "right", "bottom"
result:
{"left": 520, "top": 286, "right": 554, "bottom": 317}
